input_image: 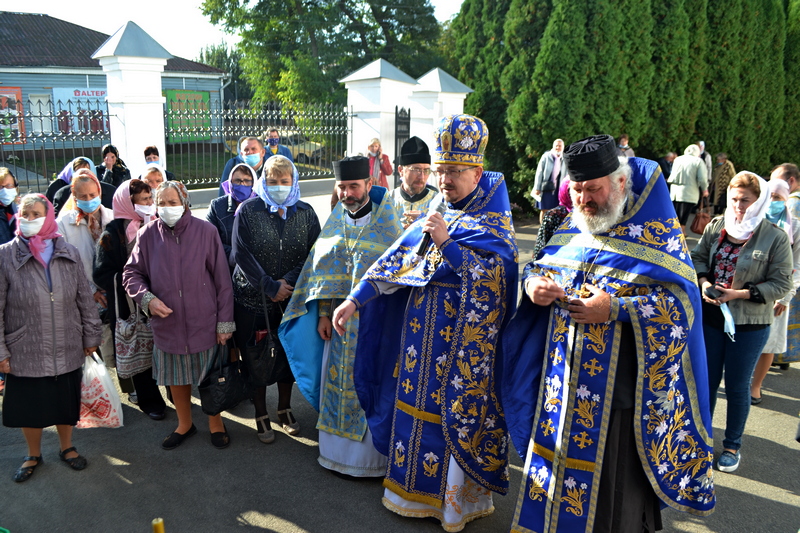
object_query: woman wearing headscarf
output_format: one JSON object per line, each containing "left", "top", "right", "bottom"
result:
{"left": 57, "top": 170, "right": 118, "bottom": 384}
{"left": 750, "top": 178, "right": 800, "bottom": 404}
{"left": 49, "top": 157, "right": 115, "bottom": 217}
{"left": 531, "top": 178, "right": 573, "bottom": 260}
{"left": 93, "top": 178, "right": 167, "bottom": 420}
{"left": 46, "top": 156, "right": 93, "bottom": 205}
{"left": 691, "top": 172, "right": 793, "bottom": 473}
{"left": 232, "top": 155, "right": 320, "bottom": 442}
{"left": 124, "top": 181, "right": 235, "bottom": 450}
{"left": 1, "top": 194, "right": 102, "bottom": 482}
{"left": 96, "top": 144, "right": 131, "bottom": 188}
{"left": 207, "top": 163, "right": 257, "bottom": 265}
{"left": 669, "top": 144, "right": 709, "bottom": 233}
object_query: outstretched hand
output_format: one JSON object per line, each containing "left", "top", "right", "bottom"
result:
{"left": 332, "top": 300, "right": 357, "bottom": 336}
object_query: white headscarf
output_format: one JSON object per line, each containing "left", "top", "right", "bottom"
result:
{"left": 724, "top": 172, "right": 770, "bottom": 240}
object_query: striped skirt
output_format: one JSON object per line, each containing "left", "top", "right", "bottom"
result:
{"left": 152, "top": 345, "right": 217, "bottom": 387}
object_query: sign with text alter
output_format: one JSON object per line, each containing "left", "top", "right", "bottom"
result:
{"left": 51, "top": 88, "right": 108, "bottom": 134}
{"left": 165, "top": 89, "right": 211, "bottom": 142}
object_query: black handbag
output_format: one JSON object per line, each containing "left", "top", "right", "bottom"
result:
{"left": 240, "top": 284, "right": 286, "bottom": 387}
{"left": 198, "top": 344, "right": 251, "bottom": 416}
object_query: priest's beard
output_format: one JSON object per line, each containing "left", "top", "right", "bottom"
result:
{"left": 572, "top": 180, "right": 630, "bottom": 235}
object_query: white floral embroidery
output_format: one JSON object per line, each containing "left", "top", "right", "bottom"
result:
{"left": 629, "top": 224, "right": 644, "bottom": 238}
{"left": 576, "top": 384, "right": 591, "bottom": 399}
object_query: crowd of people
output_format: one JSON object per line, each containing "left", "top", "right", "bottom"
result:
{"left": 1, "top": 118, "right": 799, "bottom": 532}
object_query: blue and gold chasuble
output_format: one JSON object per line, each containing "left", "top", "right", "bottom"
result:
{"left": 352, "top": 172, "right": 518, "bottom": 507}
{"left": 501, "top": 159, "right": 715, "bottom": 533}
{"left": 279, "top": 187, "right": 403, "bottom": 440}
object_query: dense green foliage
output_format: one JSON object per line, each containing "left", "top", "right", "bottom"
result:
{"left": 202, "top": 0, "right": 442, "bottom": 104}
{"left": 197, "top": 43, "right": 253, "bottom": 101}
{"left": 785, "top": 0, "right": 800, "bottom": 161}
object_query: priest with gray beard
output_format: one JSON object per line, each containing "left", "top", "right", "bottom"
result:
{"left": 501, "top": 135, "right": 715, "bottom": 532}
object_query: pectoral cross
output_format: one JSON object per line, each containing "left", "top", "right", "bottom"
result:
{"left": 345, "top": 257, "right": 352, "bottom": 274}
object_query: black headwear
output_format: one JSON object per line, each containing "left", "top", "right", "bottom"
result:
{"left": 333, "top": 156, "right": 370, "bottom": 181}
{"left": 564, "top": 134, "right": 620, "bottom": 182}
{"left": 399, "top": 136, "right": 431, "bottom": 166}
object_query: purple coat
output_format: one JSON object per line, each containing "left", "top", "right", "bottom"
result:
{"left": 123, "top": 212, "right": 235, "bottom": 355}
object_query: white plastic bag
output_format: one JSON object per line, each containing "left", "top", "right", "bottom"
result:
{"left": 77, "top": 354, "right": 124, "bottom": 428}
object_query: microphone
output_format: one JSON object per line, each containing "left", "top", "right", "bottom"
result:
{"left": 416, "top": 194, "right": 447, "bottom": 256}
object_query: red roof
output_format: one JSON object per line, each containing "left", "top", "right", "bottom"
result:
{"left": 0, "top": 12, "right": 224, "bottom": 74}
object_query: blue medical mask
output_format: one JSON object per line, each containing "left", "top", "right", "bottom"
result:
{"left": 268, "top": 185, "right": 292, "bottom": 204}
{"left": 720, "top": 303, "right": 736, "bottom": 342}
{"left": 767, "top": 200, "right": 785, "bottom": 218}
{"left": 148, "top": 159, "right": 160, "bottom": 167}
{"left": 267, "top": 137, "right": 279, "bottom": 146}
{"left": 232, "top": 184, "right": 253, "bottom": 203}
{"left": 76, "top": 196, "right": 102, "bottom": 213}
{"left": 244, "top": 154, "right": 262, "bottom": 167}
{"left": 0, "top": 187, "right": 17, "bottom": 206}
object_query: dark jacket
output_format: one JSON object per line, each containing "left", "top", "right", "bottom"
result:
{"left": 217, "top": 148, "right": 294, "bottom": 196}
{"left": 96, "top": 164, "right": 131, "bottom": 188}
{"left": 0, "top": 236, "right": 102, "bottom": 377}
{"left": 0, "top": 202, "right": 17, "bottom": 245}
{"left": 232, "top": 197, "right": 320, "bottom": 313}
{"left": 206, "top": 195, "right": 240, "bottom": 265}
{"left": 94, "top": 218, "right": 133, "bottom": 323}
{"left": 52, "top": 181, "right": 115, "bottom": 218}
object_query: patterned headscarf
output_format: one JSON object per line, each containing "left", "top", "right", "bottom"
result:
{"left": 57, "top": 156, "right": 94, "bottom": 185}
{"left": 15, "top": 194, "right": 61, "bottom": 268}
{"left": 156, "top": 180, "right": 191, "bottom": 212}
{"left": 113, "top": 178, "right": 152, "bottom": 243}
{"left": 70, "top": 169, "right": 104, "bottom": 241}
{"left": 254, "top": 155, "right": 301, "bottom": 219}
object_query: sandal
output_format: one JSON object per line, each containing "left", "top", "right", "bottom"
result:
{"left": 59, "top": 447, "right": 88, "bottom": 470}
{"left": 277, "top": 408, "right": 300, "bottom": 436}
{"left": 255, "top": 415, "right": 275, "bottom": 444}
{"left": 161, "top": 424, "right": 197, "bottom": 450}
{"left": 13, "top": 456, "right": 42, "bottom": 482}
{"left": 211, "top": 424, "right": 231, "bottom": 449}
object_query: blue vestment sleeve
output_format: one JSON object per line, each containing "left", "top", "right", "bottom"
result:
{"left": 279, "top": 300, "right": 324, "bottom": 410}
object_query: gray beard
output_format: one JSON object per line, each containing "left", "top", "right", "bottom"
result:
{"left": 572, "top": 187, "right": 628, "bottom": 235}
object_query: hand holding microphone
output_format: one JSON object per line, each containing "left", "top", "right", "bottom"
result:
{"left": 417, "top": 196, "right": 448, "bottom": 256}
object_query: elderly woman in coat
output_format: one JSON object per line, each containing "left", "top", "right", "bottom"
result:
{"left": 124, "top": 181, "right": 235, "bottom": 450}
{"left": 669, "top": 144, "right": 709, "bottom": 233}
{"left": 0, "top": 194, "right": 101, "bottom": 482}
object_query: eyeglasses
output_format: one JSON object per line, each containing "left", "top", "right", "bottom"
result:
{"left": 434, "top": 168, "right": 474, "bottom": 179}
{"left": 231, "top": 179, "right": 254, "bottom": 186}
{"left": 407, "top": 167, "right": 433, "bottom": 176}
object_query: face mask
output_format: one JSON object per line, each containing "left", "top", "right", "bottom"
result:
{"left": 0, "top": 187, "right": 17, "bottom": 206}
{"left": 148, "top": 159, "right": 160, "bottom": 167}
{"left": 19, "top": 216, "right": 46, "bottom": 238}
{"left": 158, "top": 205, "right": 184, "bottom": 227}
{"left": 232, "top": 184, "right": 253, "bottom": 203}
{"left": 368, "top": 151, "right": 378, "bottom": 157}
{"left": 267, "top": 137, "right": 279, "bottom": 146}
{"left": 76, "top": 196, "right": 102, "bottom": 213}
{"left": 244, "top": 154, "right": 261, "bottom": 167}
{"left": 268, "top": 185, "right": 292, "bottom": 204}
{"left": 767, "top": 200, "right": 785, "bottom": 218}
{"left": 134, "top": 204, "right": 155, "bottom": 219}
{"left": 720, "top": 302, "right": 736, "bottom": 342}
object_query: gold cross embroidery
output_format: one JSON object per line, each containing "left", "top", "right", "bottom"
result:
{"left": 439, "top": 325, "right": 454, "bottom": 343}
{"left": 540, "top": 418, "right": 555, "bottom": 436}
{"left": 573, "top": 431, "right": 594, "bottom": 449}
{"left": 582, "top": 358, "right": 604, "bottom": 377}
{"left": 431, "top": 390, "right": 442, "bottom": 405}
{"left": 549, "top": 348, "right": 562, "bottom": 365}
{"left": 402, "top": 379, "right": 414, "bottom": 394}
{"left": 410, "top": 318, "right": 422, "bottom": 334}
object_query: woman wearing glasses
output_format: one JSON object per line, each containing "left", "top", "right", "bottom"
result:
{"left": 207, "top": 163, "right": 258, "bottom": 266}
{"left": 390, "top": 136, "right": 438, "bottom": 228}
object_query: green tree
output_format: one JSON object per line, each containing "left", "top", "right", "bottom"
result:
{"left": 202, "top": 0, "right": 442, "bottom": 104}
{"left": 641, "top": 0, "right": 691, "bottom": 156}
{"left": 783, "top": 0, "right": 800, "bottom": 161}
{"left": 683, "top": 0, "right": 708, "bottom": 140}
{"left": 197, "top": 43, "right": 253, "bottom": 101}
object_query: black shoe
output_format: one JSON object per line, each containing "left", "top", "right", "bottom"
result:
{"left": 59, "top": 447, "right": 87, "bottom": 470}
{"left": 751, "top": 396, "right": 763, "bottom": 405}
{"left": 13, "top": 456, "right": 42, "bottom": 482}
{"left": 147, "top": 410, "right": 166, "bottom": 421}
{"left": 162, "top": 424, "right": 197, "bottom": 450}
{"left": 210, "top": 424, "right": 230, "bottom": 449}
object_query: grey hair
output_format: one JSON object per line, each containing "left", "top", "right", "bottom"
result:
{"left": 20, "top": 193, "right": 48, "bottom": 215}
{"left": 609, "top": 156, "right": 633, "bottom": 183}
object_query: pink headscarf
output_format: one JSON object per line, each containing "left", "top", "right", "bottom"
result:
{"left": 15, "top": 194, "right": 61, "bottom": 268}
{"left": 113, "top": 178, "right": 152, "bottom": 242}
{"left": 557, "top": 179, "right": 573, "bottom": 211}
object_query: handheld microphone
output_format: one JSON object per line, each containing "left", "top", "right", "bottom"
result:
{"left": 416, "top": 195, "right": 447, "bottom": 256}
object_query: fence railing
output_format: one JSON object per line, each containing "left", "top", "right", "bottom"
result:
{"left": 0, "top": 99, "right": 112, "bottom": 193}
{"left": 0, "top": 98, "right": 351, "bottom": 193}
{"left": 165, "top": 99, "right": 351, "bottom": 188}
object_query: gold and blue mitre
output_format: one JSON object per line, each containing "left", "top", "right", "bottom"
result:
{"left": 433, "top": 114, "right": 489, "bottom": 167}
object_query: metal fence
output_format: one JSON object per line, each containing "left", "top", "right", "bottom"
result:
{"left": 165, "top": 99, "right": 351, "bottom": 188}
{"left": 0, "top": 98, "right": 112, "bottom": 193}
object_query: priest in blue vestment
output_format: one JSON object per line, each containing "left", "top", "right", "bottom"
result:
{"left": 502, "top": 135, "right": 716, "bottom": 533}
{"left": 332, "top": 114, "right": 519, "bottom": 532}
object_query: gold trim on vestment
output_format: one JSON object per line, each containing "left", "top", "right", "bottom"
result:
{"left": 384, "top": 477, "right": 444, "bottom": 508}
{"left": 395, "top": 399, "right": 442, "bottom": 424}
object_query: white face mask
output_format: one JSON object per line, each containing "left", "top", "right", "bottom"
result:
{"left": 19, "top": 216, "right": 46, "bottom": 238}
{"left": 157, "top": 205, "right": 184, "bottom": 227}
{"left": 134, "top": 204, "right": 156, "bottom": 219}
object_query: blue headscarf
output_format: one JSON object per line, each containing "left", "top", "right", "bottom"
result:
{"left": 254, "top": 155, "right": 301, "bottom": 219}
{"left": 57, "top": 156, "right": 95, "bottom": 184}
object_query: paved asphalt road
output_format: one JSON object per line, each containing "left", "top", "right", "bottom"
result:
{"left": 1, "top": 207, "right": 799, "bottom": 532}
